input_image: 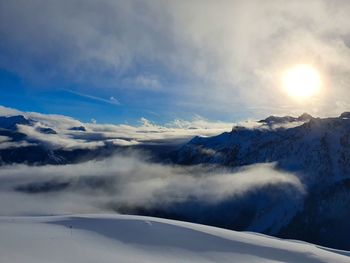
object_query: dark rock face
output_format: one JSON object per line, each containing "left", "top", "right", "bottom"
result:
{"left": 37, "top": 127, "right": 57, "bottom": 134}
{"left": 258, "top": 113, "right": 313, "bottom": 126}
{"left": 69, "top": 126, "right": 86, "bottom": 131}
{"left": 340, "top": 112, "right": 350, "bottom": 119}
{"left": 297, "top": 112, "right": 313, "bottom": 121}
{"left": 0, "top": 115, "right": 31, "bottom": 130}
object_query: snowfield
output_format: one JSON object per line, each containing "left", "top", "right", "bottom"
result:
{"left": 0, "top": 214, "right": 349, "bottom": 263}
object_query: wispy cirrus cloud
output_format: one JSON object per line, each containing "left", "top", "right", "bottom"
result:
{"left": 64, "top": 89, "right": 120, "bottom": 105}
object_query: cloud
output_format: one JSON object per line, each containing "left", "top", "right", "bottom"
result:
{"left": 3, "top": 107, "right": 84, "bottom": 131}
{"left": 0, "top": 106, "right": 233, "bottom": 147}
{"left": 0, "top": 136, "right": 10, "bottom": 143}
{"left": 0, "top": 153, "right": 305, "bottom": 217}
{"left": 2, "top": 1, "right": 350, "bottom": 117}
{"left": 0, "top": 106, "right": 310, "bottom": 151}
{"left": 109, "top": 96, "right": 119, "bottom": 104}
{"left": 0, "top": 134, "right": 37, "bottom": 149}
{"left": 124, "top": 75, "right": 161, "bottom": 90}
{"left": 0, "top": 106, "right": 23, "bottom": 116}
{"left": 0, "top": 141, "right": 36, "bottom": 150}
{"left": 65, "top": 89, "right": 121, "bottom": 105}
{"left": 17, "top": 124, "right": 105, "bottom": 150}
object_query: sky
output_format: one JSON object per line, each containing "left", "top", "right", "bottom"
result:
{"left": 1, "top": 0, "right": 350, "bottom": 124}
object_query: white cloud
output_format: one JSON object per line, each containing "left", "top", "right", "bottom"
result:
{"left": 0, "top": 106, "right": 23, "bottom": 116}
{"left": 109, "top": 96, "right": 119, "bottom": 104}
{"left": 0, "top": 106, "right": 311, "bottom": 150}
{"left": 0, "top": 134, "right": 36, "bottom": 150}
{"left": 0, "top": 154, "right": 305, "bottom": 216}
{"left": 0, "top": 136, "right": 10, "bottom": 143}
{"left": 1, "top": 1, "right": 350, "bottom": 117}
{"left": 0, "top": 106, "right": 233, "bottom": 149}
{"left": 17, "top": 124, "right": 104, "bottom": 150}
{"left": 0, "top": 141, "right": 36, "bottom": 150}
{"left": 125, "top": 75, "right": 161, "bottom": 90}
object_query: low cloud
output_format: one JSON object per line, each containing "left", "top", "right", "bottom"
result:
{"left": 0, "top": 106, "right": 234, "bottom": 150}
{"left": 0, "top": 107, "right": 307, "bottom": 233}
{"left": 0, "top": 134, "right": 37, "bottom": 149}
{"left": 0, "top": 153, "right": 305, "bottom": 217}
{"left": 17, "top": 124, "right": 105, "bottom": 150}
{"left": 0, "top": 106, "right": 312, "bottom": 152}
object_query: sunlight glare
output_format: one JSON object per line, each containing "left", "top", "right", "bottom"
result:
{"left": 282, "top": 64, "right": 321, "bottom": 100}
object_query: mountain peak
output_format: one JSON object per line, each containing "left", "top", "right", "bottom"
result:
{"left": 68, "top": 126, "right": 86, "bottom": 132}
{"left": 258, "top": 113, "right": 313, "bottom": 126}
{"left": 259, "top": 115, "right": 295, "bottom": 125}
{"left": 297, "top": 113, "right": 313, "bottom": 121}
{"left": 0, "top": 115, "right": 32, "bottom": 130}
{"left": 340, "top": 112, "right": 350, "bottom": 119}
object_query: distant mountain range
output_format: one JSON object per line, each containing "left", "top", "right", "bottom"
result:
{"left": 1, "top": 111, "right": 350, "bottom": 250}
{"left": 0, "top": 115, "right": 121, "bottom": 165}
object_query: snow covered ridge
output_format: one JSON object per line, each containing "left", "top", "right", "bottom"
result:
{"left": 1, "top": 214, "right": 349, "bottom": 263}
{"left": 170, "top": 112, "right": 350, "bottom": 251}
{"left": 174, "top": 111, "right": 350, "bottom": 183}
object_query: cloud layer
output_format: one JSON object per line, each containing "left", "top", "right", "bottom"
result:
{"left": 1, "top": 1, "right": 350, "bottom": 117}
{"left": 0, "top": 105, "right": 234, "bottom": 150}
{"left": 0, "top": 154, "right": 305, "bottom": 217}
{"left": 0, "top": 105, "right": 309, "bottom": 153}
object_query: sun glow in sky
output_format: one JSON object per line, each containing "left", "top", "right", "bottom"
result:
{"left": 282, "top": 64, "right": 321, "bottom": 100}
{"left": 1, "top": 1, "right": 350, "bottom": 122}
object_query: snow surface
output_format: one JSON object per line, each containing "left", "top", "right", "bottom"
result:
{"left": 0, "top": 214, "right": 349, "bottom": 263}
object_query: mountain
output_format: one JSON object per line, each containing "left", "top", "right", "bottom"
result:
{"left": 174, "top": 113, "right": 350, "bottom": 183}
{"left": 0, "top": 115, "right": 32, "bottom": 130}
{"left": 0, "top": 214, "right": 348, "bottom": 263}
{"left": 0, "top": 115, "right": 122, "bottom": 165}
{"left": 36, "top": 127, "right": 57, "bottom": 134}
{"left": 169, "top": 113, "right": 350, "bottom": 250}
{"left": 258, "top": 112, "right": 313, "bottom": 125}
{"left": 68, "top": 126, "right": 87, "bottom": 131}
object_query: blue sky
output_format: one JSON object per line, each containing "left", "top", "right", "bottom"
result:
{"left": 0, "top": 68, "right": 189, "bottom": 125}
{"left": 1, "top": 1, "right": 350, "bottom": 124}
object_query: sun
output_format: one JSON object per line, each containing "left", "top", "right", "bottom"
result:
{"left": 282, "top": 64, "right": 321, "bottom": 100}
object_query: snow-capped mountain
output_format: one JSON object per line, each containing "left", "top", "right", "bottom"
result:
{"left": 0, "top": 114, "right": 120, "bottom": 165}
{"left": 0, "top": 115, "right": 32, "bottom": 130}
{"left": 174, "top": 113, "right": 350, "bottom": 183}
{"left": 171, "top": 113, "right": 350, "bottom": 250}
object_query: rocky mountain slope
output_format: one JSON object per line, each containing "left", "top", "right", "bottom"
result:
{"left": 170, "top": 113, "right": 350, "bottom": 249}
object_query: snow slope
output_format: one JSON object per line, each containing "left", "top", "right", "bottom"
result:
{"left": 0, "top": 214, "right": 349, "bottom": 263}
